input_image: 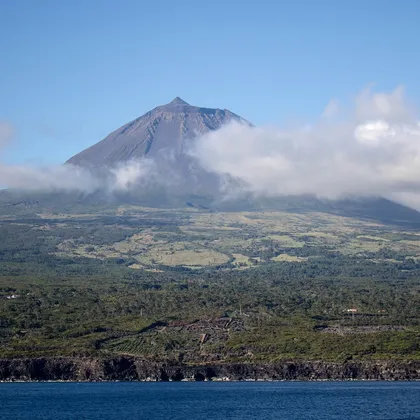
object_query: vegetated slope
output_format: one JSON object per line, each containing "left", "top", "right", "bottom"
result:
{"left": 0, "top": 206, "right": 420, "bottom": 369}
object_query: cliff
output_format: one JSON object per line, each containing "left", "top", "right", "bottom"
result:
{"left": 1, "top": 358, "right": 419, "bottom": 382}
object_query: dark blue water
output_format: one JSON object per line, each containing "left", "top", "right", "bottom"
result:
{"left": 0, "top": 381, "right": 419, "bottom": 419}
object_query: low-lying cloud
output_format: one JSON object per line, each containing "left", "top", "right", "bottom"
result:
{"left": 0, "top": 139, "right": 156, "bottom": 194}
{"left": 0, "top": 162, "right": 99, "bottom": 192}
{"left": 0, "top": 121, "right": 180, "bottom": 193}
{"left": 190, "top": 86, "right": 420, "bottom": 210}
{"left": 0, "top": 160, "right": 159, "bottom": 193}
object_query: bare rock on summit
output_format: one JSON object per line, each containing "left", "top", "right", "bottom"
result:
{"left": 66, "top": 97, "right": 250, "bottom": 167}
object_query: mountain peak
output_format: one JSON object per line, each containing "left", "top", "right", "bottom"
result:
{"left": 167, "top": 97, "right": 189, "bottom": 106}
{"left": 67, "top": 98, "right": 249, "bottom": 166}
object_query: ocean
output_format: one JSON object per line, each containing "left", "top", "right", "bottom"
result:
{"left": 0, "top": 381, "right": 419, "bottom": 419}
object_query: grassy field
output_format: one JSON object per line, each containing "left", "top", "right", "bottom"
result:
{"left": 42, "top": 207, "right": 420, "bottom": 269}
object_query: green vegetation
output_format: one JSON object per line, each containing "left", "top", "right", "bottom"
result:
{"left": 0, "top": 203, "right": 420, "bottom": 363}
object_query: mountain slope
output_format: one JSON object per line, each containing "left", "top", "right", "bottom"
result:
{"left": 67, "top": 97, "right": 249, "bottom": 167}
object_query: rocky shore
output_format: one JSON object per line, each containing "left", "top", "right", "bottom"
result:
{"left": 0, "top": 357, "right": 419, "bottom": 382}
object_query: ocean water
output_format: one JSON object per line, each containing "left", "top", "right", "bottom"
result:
{"left": 0, "top": 381, "right": 419, "bottom": 420}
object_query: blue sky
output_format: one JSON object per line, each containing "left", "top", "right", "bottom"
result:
{"left": 1, "top": 0, "right": 419, "bottom": 164}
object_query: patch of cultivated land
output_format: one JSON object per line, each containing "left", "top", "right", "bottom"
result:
{"left": 49, "top": 207, "right": 420, "bottom": 268}
{"left": 342, "top": 238, "right": 385, "bottom": 254}
{"left": 266, "top": 235, "right": 304, "bottom": 248}
{"left": 136, "top": 243, "right": 229, "bottom": 267}
{"left": 271, "top": 254, "right": 308, "bottom": 262}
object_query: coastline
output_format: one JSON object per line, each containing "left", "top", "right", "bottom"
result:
{"left": 1, "top": 357, "right": 419, "bottom": 382}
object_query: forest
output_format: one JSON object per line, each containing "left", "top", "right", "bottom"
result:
{"left": 0, "top": 202, "right": 419, "bottom": 363}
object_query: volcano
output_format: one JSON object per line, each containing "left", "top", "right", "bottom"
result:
{"left": 63, "top": 97, "right": 420, "bottom": 224}
{"left": 67, "top": 97, "right": 250, "bottom": 167}
{"left": 2, "top": 96, "right": 414, "bottom": 224}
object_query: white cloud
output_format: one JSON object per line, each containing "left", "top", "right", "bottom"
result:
{"left": 0, "top": 163, "right": 102, "bottom": 192}
{"left": 109, "top": 159, "right": 156, "bottom": 190}
{"left": 0, "top": 119, "right": 178, "bottom": 193}
{"left": 355, "top": 85, "right": 416, "bottom": 122}
{"left": 0, "top": 160, "right": 160, "bottom": 193}
{"left": 190, "top": 86, "right": 420, "bottom": 210}
{"left": 354, "top": 120, "right": 396, "bottom": 145}
{"left": 0, "top": 132, "right": 155, "bottom": 192}
{"left": 322, "top": 99, "right": 339, "bottom": 118}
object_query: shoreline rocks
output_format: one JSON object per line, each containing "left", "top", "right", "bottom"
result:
{"left": 0, "top": 357, "right": 419, "bottom": 382}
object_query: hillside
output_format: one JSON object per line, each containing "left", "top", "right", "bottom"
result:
{"left": 0, "top": 203, "right": 420, "bottom": 368}
{"left": 1, "top": 99, "right": 420, "bottom": 377}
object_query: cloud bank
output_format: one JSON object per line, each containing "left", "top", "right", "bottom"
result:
{"left": 190, "top": 86, "right": 420, "bottom": 210}
{"left": 0, "top": 159, "right": 159, "bottom": 193}
{"left": 0, "top": 121, "right": 180, "bottom": 193}
{"left": 0, "top": 131, "right": 156, "bottom": 194}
